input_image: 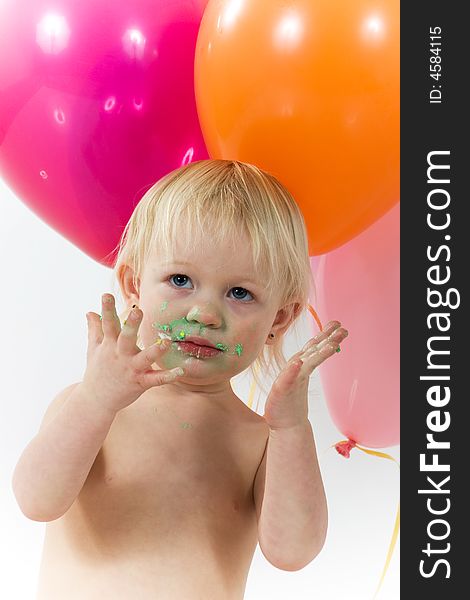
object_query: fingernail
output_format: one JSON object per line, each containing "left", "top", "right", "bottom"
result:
{"left": 155, "top": 338, "right": 171, "bottom": 348}
{"left": 166, "top": 367, "right": 184, "bottom": 380}
{"left": 157, "top": 331, "right": 172, "bottom": 341}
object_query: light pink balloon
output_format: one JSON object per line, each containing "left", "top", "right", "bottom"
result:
{"left": 310, "top": 203, "right": 400, "bottom": 448}
{"left": 0, "top": 0, "right": 208, "bottom": 266}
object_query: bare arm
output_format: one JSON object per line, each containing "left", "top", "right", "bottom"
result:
{"left": 11, "top": 383, "right": 118, "bottom": 522}
{"left": 253, "top": 321, "right": 348, "bottom": 570}
{"left": 254, "top": 421, "right": 328, "bottom": 571}
{"left": 11, "top": 293, "right": 185, "bottom": 523}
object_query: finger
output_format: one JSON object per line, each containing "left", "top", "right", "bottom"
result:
{"left": 300, "top": 329, "right": 348, "bottom": 371}
{"left": 286, "top": 322, "right": 339, "bottom": 366}
{"left": 100, "top": 294, "right": 121, "bottom": 341}
{"left": 314, "top": 327, "right": 348, "bottom": 351}
{"left": 307, "top": 341, "right": 342, "bottom": 370}
{"left": 118, "top": 306, "right": 143, "bottom": 353}
{"left": 300, "top": 324, "right": 345, "bottom": 358}
{"left": 86, "top": 312, "right": 104, "bottom": 346}
{"left": 300, "top": 320, "right": 341, "bottom": 354}
{"left": 286, "top": 348, "right": 305, "bottom": 365}
{"left": 139, "top": 365, "right": 185, "bottom": 389}
{"left": 131, "top": 337, "right": 173, "bottom": 372}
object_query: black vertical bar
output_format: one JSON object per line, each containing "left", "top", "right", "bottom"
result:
{"left": 401, "top": 1, "right": 466, "bottom": 596}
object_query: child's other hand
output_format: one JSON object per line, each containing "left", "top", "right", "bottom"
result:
{"left": 83, "top": 294, "right": 184, "bottom": 414}
{"left": 263, "top": 321, "right": 349, "bottom": 431}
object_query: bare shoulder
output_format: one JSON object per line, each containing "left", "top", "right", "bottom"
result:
{"left": 37, "top": 382, "right": 82, "bottom": 433}
{"left": 231, "top": 397, "right": 269, "bottom": 431}
{"left": 250, "top": 410, "right": 270, "bottom": 440}
{"left": 251, "top": 413, "right": 269, "bottom": 458}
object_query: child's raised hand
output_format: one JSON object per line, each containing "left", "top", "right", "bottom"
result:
{"left": 82, "top": 294, "right": 184, "bottom": 414}
{"left": 263, "top": 321, "right": 349, "bottom": 431}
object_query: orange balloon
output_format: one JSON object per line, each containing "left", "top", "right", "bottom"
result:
{"left": 195, "top": 0, "right": 399, "bottom": 255}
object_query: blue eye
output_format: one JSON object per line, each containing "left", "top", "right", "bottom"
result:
{"left": 229, "top": 287, "right": 253, "bottom": 302}
{"left": 168, "top": 274, "right": 254, "bottom": 302}
{"left": 169, "top": 274, "right": 192, "bottom": 288}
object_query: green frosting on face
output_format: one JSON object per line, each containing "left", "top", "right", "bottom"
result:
{"left": 153, "top": 316, "right": 207, "bottom": 342}
{"left": 174, "top": 316, "right": 204, "bottom": 338}
{"left": 160, "top": 301, "right": 169, "bottom": 312}
{"left": 153, "top": 315, "right": 244, "bottom": 359}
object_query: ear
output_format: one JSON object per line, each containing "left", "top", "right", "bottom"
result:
{"left": 268, "top": 301, "right": 302, "bottom": 341}
{"left": 117, "top": 264, "right": 141, "bottom": 306}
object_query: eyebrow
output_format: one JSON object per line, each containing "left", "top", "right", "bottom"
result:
{"left": 162, "top": 260, "right": 262, "bottom": 287}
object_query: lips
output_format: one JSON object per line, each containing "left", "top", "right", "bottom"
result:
{"left": 182, "top": 336, "right": 218, "bottom": 349}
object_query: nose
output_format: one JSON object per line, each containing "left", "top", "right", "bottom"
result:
{"left": 186, "top": 304, "right": 222, "bottom": 329}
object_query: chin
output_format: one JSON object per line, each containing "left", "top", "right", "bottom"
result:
{"left": 178, "top": 356, "right": 218, "bottom": 375}
{"left": 179, "top": 356, "right": 244, "bottom": 380}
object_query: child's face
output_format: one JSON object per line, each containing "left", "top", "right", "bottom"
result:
{"left": 133, "top": 229, "right": 287, "bottom": 397}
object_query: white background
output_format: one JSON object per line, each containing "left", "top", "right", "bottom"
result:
{"left": 0, "top": 178, "right": 399, "bottom": 599}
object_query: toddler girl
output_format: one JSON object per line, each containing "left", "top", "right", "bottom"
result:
{"left": 12, "top": 159, "right": 348, "bottom": 599}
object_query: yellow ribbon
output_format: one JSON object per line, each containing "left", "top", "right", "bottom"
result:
{"left": 247, "top": 361, "right": 260, "bottom": 411}
{"left": 332, "top": 440, "right": 400, "bottom": 599}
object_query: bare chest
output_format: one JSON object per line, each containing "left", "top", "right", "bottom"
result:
{"left": 38, "top": 394, "right": 269, "bottom": 599}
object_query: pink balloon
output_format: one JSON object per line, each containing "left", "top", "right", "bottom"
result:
{"left": 310, "top": 203, "right": 400, "bottom": 448}
{"left": 0, "top": 0, "right": 208, "bottom": 266}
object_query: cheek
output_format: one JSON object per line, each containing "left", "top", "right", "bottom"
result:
{"left": 147, "top": 310, "right": 182, "bottom": 338}
{"left": 230, "top": 320, "right": 267, "bottom": 357}
{"left": 139, "top": 309, "right": 174, "bottom": 346}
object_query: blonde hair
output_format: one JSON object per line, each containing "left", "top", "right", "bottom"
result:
{"left": 111, "top": 159, "right": 316, "bottom": 395}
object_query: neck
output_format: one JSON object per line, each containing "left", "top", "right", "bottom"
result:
{"left": 157, "top": 378, "right": 238, "bottom": 409}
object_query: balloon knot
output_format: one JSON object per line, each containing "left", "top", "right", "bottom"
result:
{"left": 334, "top": 439, "right": 357, "bottom": 458}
